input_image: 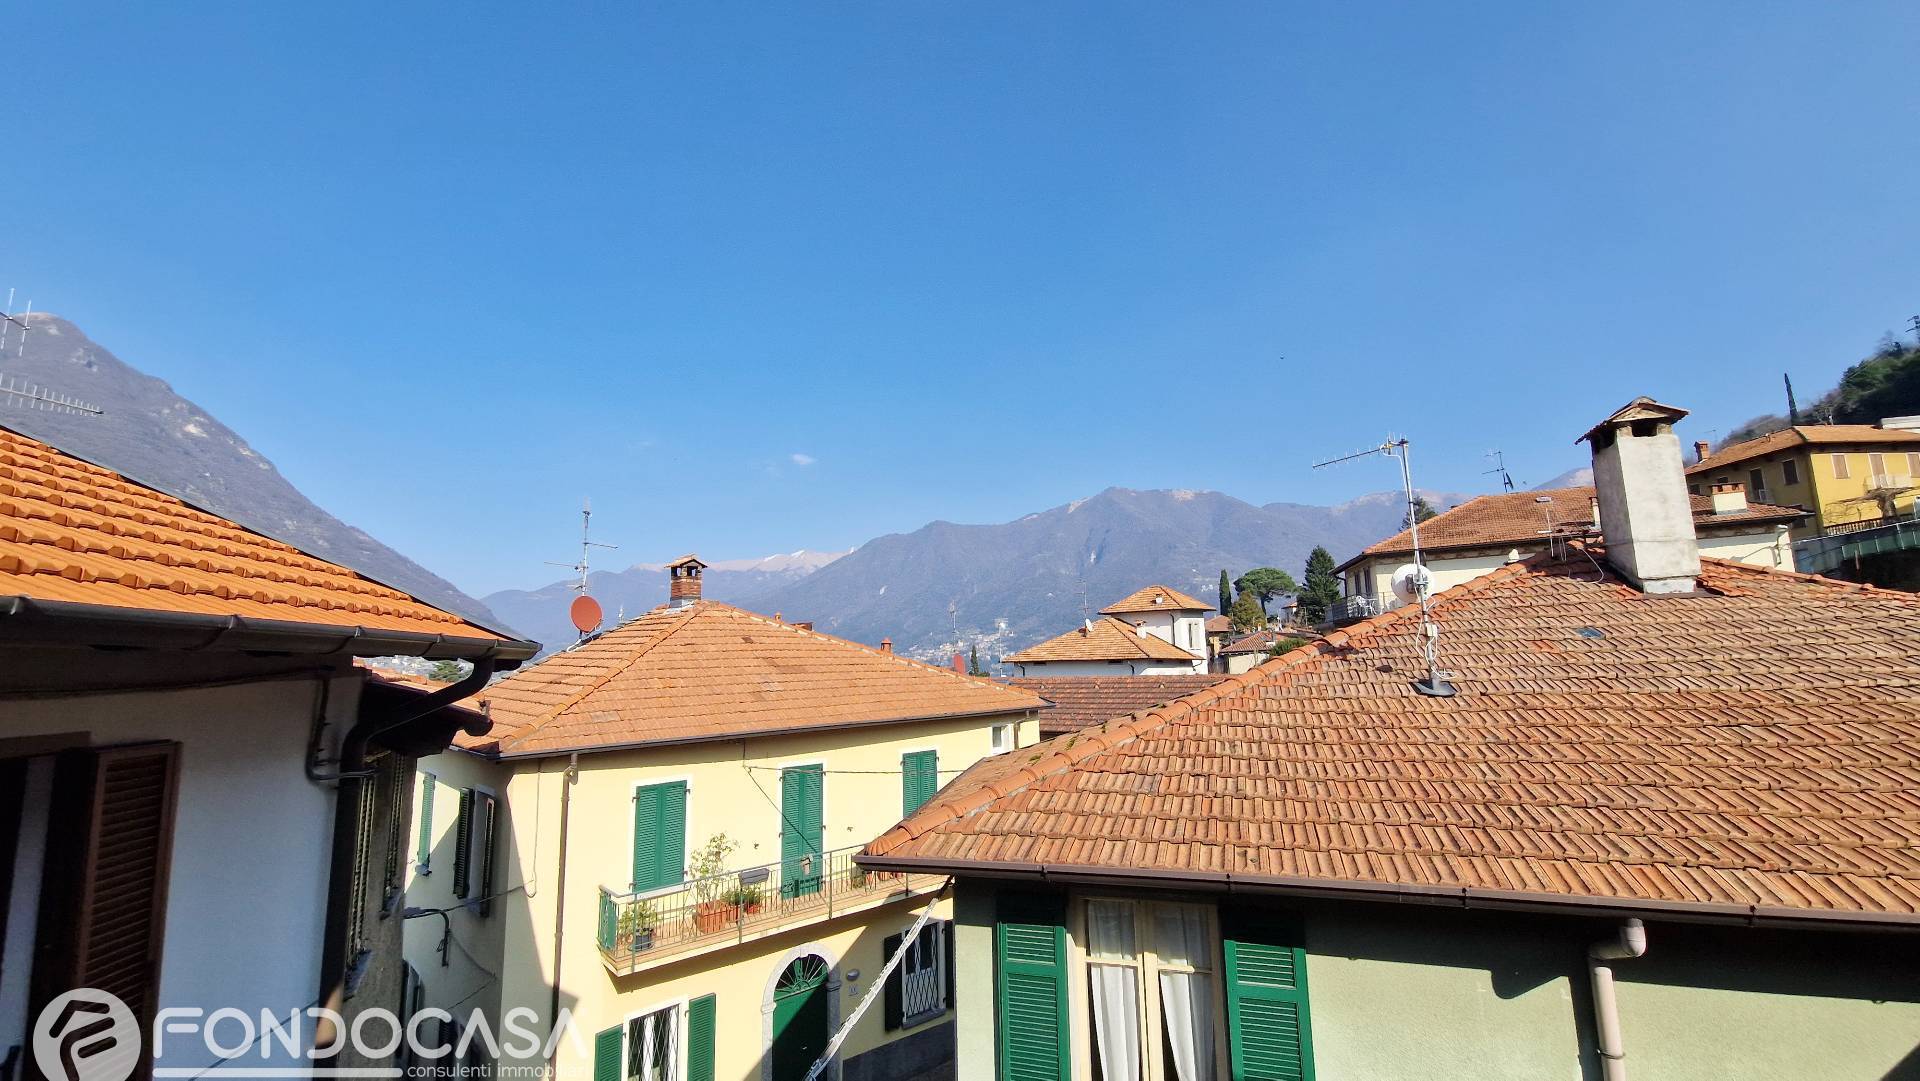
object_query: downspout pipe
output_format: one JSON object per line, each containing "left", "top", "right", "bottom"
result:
{"left": 1588, "top": 918, "right": 1647, "bottom": 1081}
{"left": 547, "top": 753, "right": 580, "bottom": 1075}
{"left": 335, "top": 659, "right": 497, "bottom": 777}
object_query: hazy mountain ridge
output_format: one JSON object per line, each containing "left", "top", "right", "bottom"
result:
{"left": 0, "top": 314, "right": 506, "bottom": 629}
{"left": 488, "top": 486, "right": 1470, "bottom": 663}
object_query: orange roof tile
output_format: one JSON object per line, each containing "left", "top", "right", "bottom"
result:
{"left": 1217, "top": 629, "right": 1316, "bottom": 656}
{"left": 1340, "top": 485, "right": 1806, "bottom": 570}
{"left": 866, "top": 553, "right": 1920, "bottom": 925}
{"left": 461, "top": 601, "right": 1044, "bottom": 757}
{"left": 1004, "top": 616, "right": 1203, "bottom": 664}
{"left": 0, "top": 426, "right": 526, "bottom": 655}
{"left": 1099, "top": 584, "right": 1213, "bottom": 615}
{"left": 1689, "top": 425, "right": 1920, "bottom": 476}
{"left": 1007, "top": 675, "right": 1230, "bottom": 737}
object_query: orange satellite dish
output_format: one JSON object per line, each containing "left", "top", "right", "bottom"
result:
{"left": 570, "top": 595, "right": 604, "bottom": 634}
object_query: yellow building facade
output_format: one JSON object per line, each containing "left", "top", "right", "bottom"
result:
{"left": 403, "top": 566, "right": 1043, "bottom": 1081}
{"left": 1688, "top": 425, "right": 1920, "bottom": 536}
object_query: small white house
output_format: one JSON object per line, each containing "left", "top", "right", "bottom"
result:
{"left": 1004, "top": 586, "right": 1213, "bottom": 677}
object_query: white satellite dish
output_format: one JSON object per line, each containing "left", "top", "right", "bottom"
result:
{"left": 1390, "top": 563, "right": 1434, "bottom": 603}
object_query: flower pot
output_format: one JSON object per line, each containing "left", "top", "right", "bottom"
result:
{"left": 693, "top": 902, "right": 739, "bottom": 932}
{"left": 743, "top": 901, "right": 764, "bottom": 916}
{"left": 631, "top": 929, "right": 654, "bottom": 952}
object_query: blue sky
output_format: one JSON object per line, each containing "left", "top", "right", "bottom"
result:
{"left": 7, "top": 3, "right": 1918, "bottom": 596}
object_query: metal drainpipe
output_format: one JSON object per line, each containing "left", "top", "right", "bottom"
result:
{"left": 546, "top": 753, "right": 579, "bottom": 1074}
{"left": 1588, "top": 919, "right": 1647, "bottom": 1081}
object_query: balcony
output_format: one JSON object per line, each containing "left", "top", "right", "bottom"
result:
{"left": 595, "top": 846, "right": 944, "bottom": 976}
{"left": 1326, "top": 593, "right": 1404, "bottom": 625}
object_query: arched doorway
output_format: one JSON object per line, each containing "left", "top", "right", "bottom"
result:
{"left": 770, "top": 953, "right": 831, "bottom": 1081}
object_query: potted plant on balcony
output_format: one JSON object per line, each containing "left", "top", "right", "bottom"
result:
{"left": 689, "top": 833, "right": 740, "bottom": 932}
{"left": 727, "top": 882, "right": 765, "bottom": 916}
{"left": 619, "top": 900, "right": 659, "bottom": 953}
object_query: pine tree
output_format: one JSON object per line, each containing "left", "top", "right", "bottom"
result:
{"left": 1228, "top": 590, "right": 1267, "bottom": 633}
{"left": 1217, "top": 569, "right": 1233, "bottom": 615}
{"left": 968, "top": 643, "right": 984, "bottom": 676}
{"left": 1233, "top": 568, "right": 1298, "bottom": 617}
{"left": 1403, "top": 496, "right": 1439, "bottom": 530}
{"left": 1297, "top": 546, "right": 1341, "bottom": 625}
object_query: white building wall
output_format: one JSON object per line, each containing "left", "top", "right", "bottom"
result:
{"left": 1117, "top": 612, "right": 1209, "bottom": 657}
{"left": 0, "top": 671, "right": 357, "bottom": 1072}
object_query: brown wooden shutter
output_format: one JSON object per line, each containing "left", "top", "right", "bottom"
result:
{"left": 32, "top": 742, "right": 181, "bottom": 1077}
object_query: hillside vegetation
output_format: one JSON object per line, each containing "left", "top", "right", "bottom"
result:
{"left": 1723, "top": 332, "right": 1920, "bottom": 447}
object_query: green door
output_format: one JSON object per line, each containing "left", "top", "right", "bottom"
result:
{"left": 770, "top": 955, "right": 830, "bottom": 1081}
{"left": 780, "top": 765, "right": 824, "bottom": 898}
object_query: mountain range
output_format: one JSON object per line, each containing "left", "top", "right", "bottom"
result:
{"left": 0, "top": 314, "right": 504, "bottom": 627}
{"left": 483, "top": 486, "right": 1474, "bottom": 661}
{"left": 6, "top": 315, "right": 1594, "bottom": 663}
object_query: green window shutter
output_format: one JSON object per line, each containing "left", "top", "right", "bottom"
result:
{"left": 780, "top": 766, "right": 825, "bottom": 897}
{"left": 452, "top": 788, "right": 474, "bottom": 898}
{"left": 1224, "top": 907, "right": 1316, "bottom": 1081}
{"left": 685, "top": 994, "right": 717, "bottom": 1081}
{"left": 632, "top": 782, "right": 688, "bottom": 892}
{"left": 994, "top": 892, "right": 1069, "bottom": 1081}
{"left": 592, "top": 1025, "right": 622, "bottom": 1081}
{"left": 902, "top": 751, "right": 939, "bottom": 816}
{"left": 416, "top": 775, "right": 436, "bottom": 870}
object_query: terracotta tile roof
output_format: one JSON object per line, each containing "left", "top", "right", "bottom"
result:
{"left": 1688, "top": 425, "right": 1920, "bottom": 476}
{"left": 359, "top": 663, "right": 487, "bottom": 724}
{"left": 865, "top": 553, "right": 1920, "bottom": 925}
{"left": 1007, "top": 675, "right": 1230, "bottom": 737}
{"left": 1204, "top": 615, "right": 1233, "bottom": 634}
{"left": 0, "top": 425, "right": 520, "bottom": 650}
{"left": 460, "top": 601, "right": 1044, "bottom": 757}
{"left": 1341, "top": 486, "right": 1806, "bottom": 570}
{"left": 1004, "top": 616, "right": 1202, "bottom": 664}
{"left": 1099, "top": 584, "right": 1213, "bottom": 615}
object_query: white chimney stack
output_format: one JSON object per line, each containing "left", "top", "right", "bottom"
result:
{"left": 1709, "top": 482, "right": 1748, "bottom": 515}
{"left": 1578, "top": 397, "right": 1700, "bottom": 594}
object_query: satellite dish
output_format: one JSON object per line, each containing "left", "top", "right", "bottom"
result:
{"left": 570, "top": 594, "right": 604, "bottom": 634}
{"left": 1389, "top": 563, "right": 1434, "bottom": 603}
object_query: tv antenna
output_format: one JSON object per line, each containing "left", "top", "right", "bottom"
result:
{"left": 0, "top": 290, "right": 103, "bottom": 416}
{"left": 1312, "top": 437, "right": 1455, "bottom": 697}
{"left": 1484, "top": 450, "right": 1516, "bottom": 492}
{"left": 547, "top": 499, "right": 618, "bottom": 640}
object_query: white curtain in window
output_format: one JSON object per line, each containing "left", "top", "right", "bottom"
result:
{"left": 1158, "top": 971, "right": 1213, "bottom": 1081}
{"left": 1155, "top": 906, "right": 1214, "bottom": 1081}
{"left": 1090, "top": 966, "right": 1141, "bottom": 1081}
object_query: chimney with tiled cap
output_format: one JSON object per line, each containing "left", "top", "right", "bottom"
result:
{"left": 1709, "top": 482, "right": 1747, "bottom": 515}
{"left": 1693, "top": 439, "right": 1711, "bottom": 464}
{"left": 665, "top": 554, "right": 707, "bottom": 608}
{"left": 1578, "top": 397, "right": 1700, "bottom": 594}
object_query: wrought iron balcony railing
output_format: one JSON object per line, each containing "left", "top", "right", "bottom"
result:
{"left": 1326, "top": 593, "right": 1405, "bottom": 624}
{"left": 595, "top": 845, "right": 939, "bottom": 974}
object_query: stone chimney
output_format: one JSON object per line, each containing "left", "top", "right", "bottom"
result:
{"left": 665, "top": 554, "right": 707, "bottom": 608}
{"left": 1578, "top": 397, "right": 1700, "bottom": 594}
{"left": 1709, "top": 482, "right": 1748, "bottom": 515}
{"left": 879, "top": 637, "right": 892, "bottom": 654}
{"left": 1693, "top": 439, "right": 1711, "bottom": 464}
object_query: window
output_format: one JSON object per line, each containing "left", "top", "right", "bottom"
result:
{"left": 382, "top": 761, "right": 408, "bottom": 912}
{"left": 1909, "top": 452, "right": 1920, "bottom": 477}
{"left": 991, "top": 723, "right": 1014, "bottom": 754}
{"left": 1870, "top": 452, "right": 1887, "bottom": 478}
{"left": 1783, "top": 459, "right": 1800, "bottom": 487}
{"left": 416, "top": 772, "right": 436, "bottom": 873}
{"left": 590, "top": 996, "right": 716, "bottom": 1081}
{"left": 626, "top": 1004, "right": 678, "bottom": 1081}
{"left": 631, "top": 782, "right": 689, "bottom": 893}
{"left": 471, "top": 790, "right": 499, "bottom": 916}
{"left": 1082, "top": 899, "right": 1220, "bottom": 1081}
{"left": 1747, "top": 467, "right": 1765, "bottom": 494}
{"left": 451, "top": 787, "right": 474, "bottom": 898}
{"left": 902, "top": 750, "right": 939, "bottom": 816}
{"left": 1832, "top": 453, "right": 1851, "bottom": 480}
{"left": 886, "top": 920, "right": 953, "bottom": 1029}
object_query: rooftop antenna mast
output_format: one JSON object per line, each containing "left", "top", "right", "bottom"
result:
{"left": 547, "top": 498, "right": 618, "bottom": 594}
{"left": 1484, "top": 449, "right": 1516, "bottom": 492}
{"left": 0, "top": 289, "right": 103, "bottom": 416}
{"left": 1312, "top": 437, "right": 1455, "bottom": 697}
